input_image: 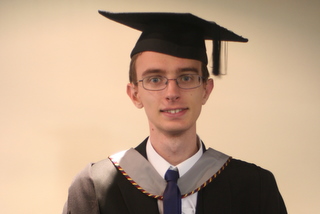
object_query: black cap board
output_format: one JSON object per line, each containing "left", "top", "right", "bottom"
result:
{"left": 98, "top": 11, "right": 248, "bottom": 76}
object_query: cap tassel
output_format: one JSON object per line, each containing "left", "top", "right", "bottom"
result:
{"left": 212, "top": 40, "right": 221, "bottom": 76}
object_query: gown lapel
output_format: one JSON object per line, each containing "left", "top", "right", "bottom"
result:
{"left": 110, "top": 138, "right": 230, "bottom": 199}
{"left": 105, "top": 138, "right": 230, "bottom": 214}
{"left": 119, "top": 138, "right": 159, "bottom": 213}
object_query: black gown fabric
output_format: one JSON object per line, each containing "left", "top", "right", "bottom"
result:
{"left": 63, "top": 139, "right": 287, "bottom": 214}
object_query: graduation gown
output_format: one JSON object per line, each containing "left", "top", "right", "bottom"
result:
{"left": 63, "top": 139, "right": 287, "bottom": 214}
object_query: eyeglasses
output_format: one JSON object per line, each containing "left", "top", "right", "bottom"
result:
{"left": 137, "top": 74, "right": 205, "bottom": 91}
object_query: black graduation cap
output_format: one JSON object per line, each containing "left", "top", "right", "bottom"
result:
{"left": 98, "top": 10, "right": 248, "bottom": 76}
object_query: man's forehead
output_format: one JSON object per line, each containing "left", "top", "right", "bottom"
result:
{"left": 135, "top": 52, "right": 202, "bottom": 76}
{"left": 135, "top": 51, "right": 202, "bottom": 67}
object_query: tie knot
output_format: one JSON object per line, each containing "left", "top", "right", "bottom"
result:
{"left": 165, "top": 169, "right": 179, "bottom": 182}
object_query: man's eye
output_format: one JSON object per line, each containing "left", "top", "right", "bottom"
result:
{"left": 180, "top": 75, "right": 193, "bottom": 82}
{"left": 147, "top": 77, "right": 162, "bottom": 84}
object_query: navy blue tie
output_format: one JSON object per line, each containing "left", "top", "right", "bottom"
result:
{"left": 163, "top": 168, "right": 181, "bottom": 214}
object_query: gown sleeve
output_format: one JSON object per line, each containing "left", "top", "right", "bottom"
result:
{"left": 62, "top": 163, "right": 100, "bottom": 214}
{"left": 259, "top": 168, "right": 287, "bottom": 213}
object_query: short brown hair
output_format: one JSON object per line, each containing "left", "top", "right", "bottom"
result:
{"left": 129, "top": 53, "right": 210, "bottom": 84}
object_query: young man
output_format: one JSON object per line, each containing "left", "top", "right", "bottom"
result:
{"left": 63, "top": 11, "right": 287, "bottom": 214}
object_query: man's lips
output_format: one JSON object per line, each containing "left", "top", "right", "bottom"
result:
{"left": 160, "top": 108, "right": 188, "bottom": 114}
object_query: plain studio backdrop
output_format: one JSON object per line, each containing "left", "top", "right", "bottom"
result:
{"left": 1, "top": 0, "right": 319, "bottom": 213}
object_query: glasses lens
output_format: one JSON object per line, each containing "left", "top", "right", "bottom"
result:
{"left": 177, "top": 74, "right": 202, "bottom": 89}
{"left": 143, "top": 76, "right": 166, "bottom": 90}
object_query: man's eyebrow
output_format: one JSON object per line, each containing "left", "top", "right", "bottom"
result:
{"left": 141, "top": 69, "right": 165, "bottom": 77}
{"left": 178, "top": 67, "right": 200, "bottom": 74}
{"left": 141, "top": 67, "right": 200, "bottom": 77}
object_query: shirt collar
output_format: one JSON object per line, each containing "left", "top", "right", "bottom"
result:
{"left": 146, "top": 137, "right": 203, "bottom": 178}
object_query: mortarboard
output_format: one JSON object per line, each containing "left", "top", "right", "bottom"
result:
{"left": 98, "top": 11, "right": 248, "bottom": 76}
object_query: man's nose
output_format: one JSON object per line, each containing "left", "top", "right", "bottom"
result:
{"left": 165, "top": 79, "right": 180, "bottom": 101}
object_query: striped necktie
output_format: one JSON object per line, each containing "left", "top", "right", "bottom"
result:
{"left": 163, "top": 167, "right": 181, "bottom": 214}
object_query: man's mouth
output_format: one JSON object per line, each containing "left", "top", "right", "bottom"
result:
{"left": 160, "top": 108, "right": 187, "bottom": 114}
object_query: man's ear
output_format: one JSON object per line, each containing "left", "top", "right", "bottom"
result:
{"left": 202, "top": 78, "right": 214, "bottom": 105}
{"left": 127, "top": 83, "right": 143, "bottom": 109}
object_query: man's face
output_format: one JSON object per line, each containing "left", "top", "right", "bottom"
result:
{"left": 127, "top": 51, "right": 213, "bottom": 136}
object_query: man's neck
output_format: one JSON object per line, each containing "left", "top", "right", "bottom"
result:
{"left": 149, "top": 129, "right": 199, "bottom": 166}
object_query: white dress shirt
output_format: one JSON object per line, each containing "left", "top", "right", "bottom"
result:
{"left": 146, "top": 138, "right": 203, "bottom": 214}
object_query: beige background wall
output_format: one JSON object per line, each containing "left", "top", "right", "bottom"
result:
{"left": 1, "top": 0, "right": 319, "bottom": 213}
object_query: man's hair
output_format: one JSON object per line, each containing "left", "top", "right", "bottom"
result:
{"left": 129, "top": 53, "right": 210, "bottom": 85}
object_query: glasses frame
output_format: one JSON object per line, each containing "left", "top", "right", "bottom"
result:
{"left": 137, "top": 74, "right": 205, "bottom": 91}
